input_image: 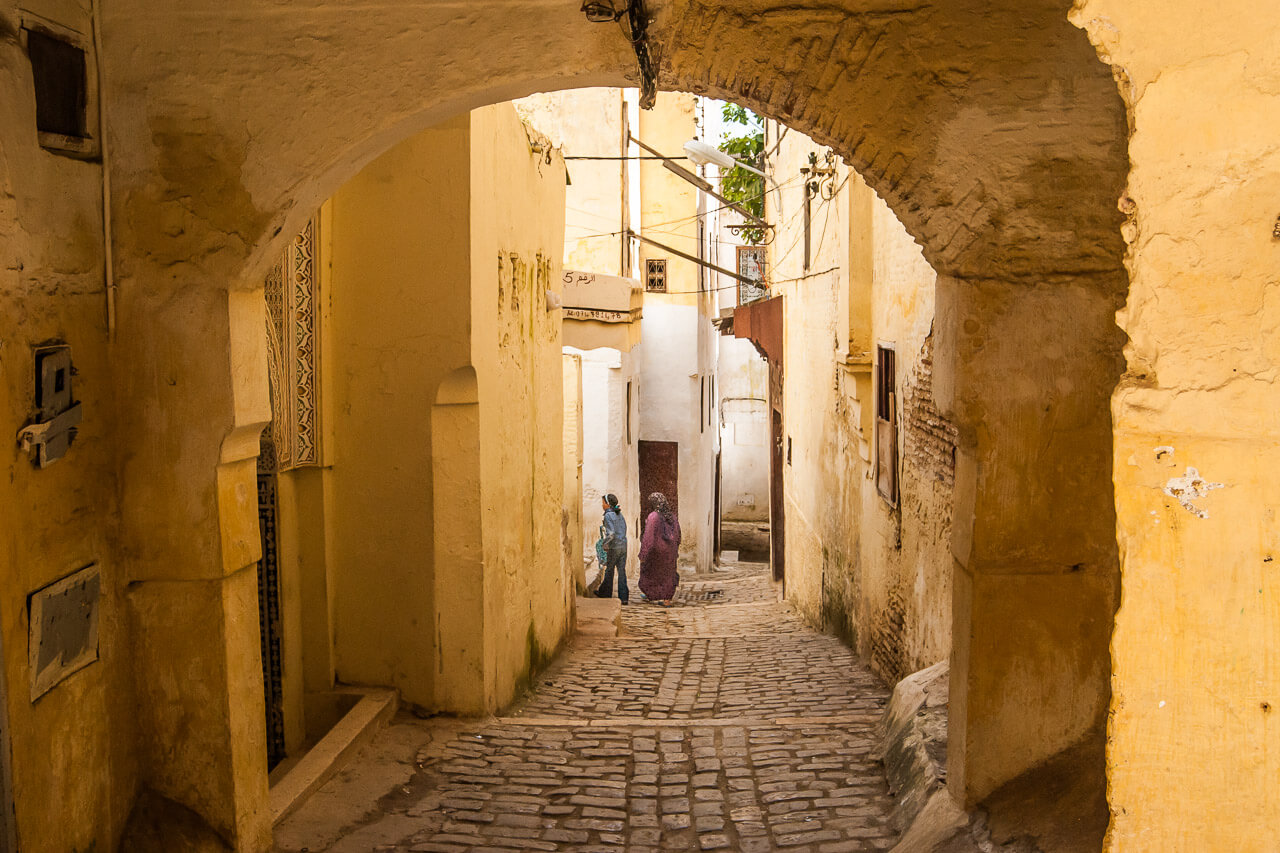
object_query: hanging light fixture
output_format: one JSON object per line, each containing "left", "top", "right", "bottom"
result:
{"left": 580, "top": 1, "right": 625, "bottom": 23}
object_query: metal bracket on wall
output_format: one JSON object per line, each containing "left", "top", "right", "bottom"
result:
{"left": 580, "top": 2, "right": 656, "bottom": 108}
{"left": 17, "top": 345, "right": 82, "bottom": 468}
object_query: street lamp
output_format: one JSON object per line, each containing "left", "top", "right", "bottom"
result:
{"left": 682, "top": 139, "right": 766, "bottom": 178}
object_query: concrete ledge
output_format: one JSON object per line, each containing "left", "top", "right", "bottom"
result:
{"left": 575, "top": 596, "right": 621, "bottom": 637}
{"left": 269, "top": 687, "right": 398, "bottom": 825}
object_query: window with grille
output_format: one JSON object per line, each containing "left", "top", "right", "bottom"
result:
{"left": 646, "top": 258, "right": 667, "bottom": 293}
{"left": 737, "top": 246, "right": 766, "bottom": 305}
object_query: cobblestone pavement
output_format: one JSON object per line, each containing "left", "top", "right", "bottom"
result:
{"left": 275, "top": 562, "right": 899, "bottom": 853}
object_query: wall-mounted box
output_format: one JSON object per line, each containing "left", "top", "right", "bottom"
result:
{"left": 17, "top": 344, "right": 82, "bottom": 467}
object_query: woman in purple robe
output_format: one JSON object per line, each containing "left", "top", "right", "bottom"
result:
{"left": 638, "top": 492, "right": 681, "bottom": 606}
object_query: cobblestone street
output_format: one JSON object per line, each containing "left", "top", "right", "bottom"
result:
{"left": 275, "top": 563, "right": 900, "bottom": 852}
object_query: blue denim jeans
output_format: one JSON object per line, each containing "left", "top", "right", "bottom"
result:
{"left": 597, "top": 544, "right": 629, "bottom": 603}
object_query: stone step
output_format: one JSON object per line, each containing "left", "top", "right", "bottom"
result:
{"left": 575, "top": 596, "right": 622, "bottom": 637}
{"left": 269, "top": 687, "right": 398, "bottom": 825}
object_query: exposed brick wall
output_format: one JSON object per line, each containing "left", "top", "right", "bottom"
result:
{"left": 863, "top": 331, "right": 958, "bottom": 686}
{"left": 902, "top": 332, "right": 958, "bottom": 490}
{"left": 869, "top": 587, "right": 908, "bottom": 681}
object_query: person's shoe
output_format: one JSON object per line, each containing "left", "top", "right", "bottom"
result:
{"left": 620, "top": 599, "right": 629, "bottom": 606}
{"left": 594, "top": 590, "right": 610, "bottom": 598}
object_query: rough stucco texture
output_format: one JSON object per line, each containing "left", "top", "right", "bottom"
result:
{"left": 0, "top": 3, "right": 135, "bottom": 850}
{"left": 1073, "top": 2, "right": 1280, "bottom": 849}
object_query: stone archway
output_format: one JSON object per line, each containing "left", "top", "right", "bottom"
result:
{"left": 99, "top": 1, "right": 1129, "bottom": 848}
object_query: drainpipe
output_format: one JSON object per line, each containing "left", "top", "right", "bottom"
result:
{"left": 90, "top": 0, "right": 115, "bottom": 337}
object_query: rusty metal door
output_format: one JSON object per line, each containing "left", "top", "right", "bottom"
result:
{"left": 638, "top": 440, "right": 679, "bottom": 535}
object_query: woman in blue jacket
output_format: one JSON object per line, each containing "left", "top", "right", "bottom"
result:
{"left": 594, "top": 493, "right": 629, "bottom": 604}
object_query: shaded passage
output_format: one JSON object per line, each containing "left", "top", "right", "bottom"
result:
{"left": 276, "top": 562, "right": 900, "bottom": 852}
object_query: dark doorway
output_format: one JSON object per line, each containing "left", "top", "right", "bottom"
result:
{"left": 255, "top": 429, "right": 286, "bottom": 770}
{"left": 713, "top": 451, "right": 722, "bottom": 561}
{"left": 638, "top": 440, "right": 679, "bottom": 536}
{"left": 770, "top": 408, "right": 785, "bottom": 585}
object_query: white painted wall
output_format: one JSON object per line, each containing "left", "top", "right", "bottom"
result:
{"left": 718, "top": 337, "right": 770, "bottom": 522}
{"left": 637, "top": 301, "right": 718, "bottom": 570}
{"left": 568, "top": 345, "right": 641, "bottom": 576}
{"left": 710, "top": 186, "right": 770, "bottom": 527}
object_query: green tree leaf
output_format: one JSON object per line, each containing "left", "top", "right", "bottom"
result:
{"left": 718, "top": 104, "right": 765, "bottom": 244}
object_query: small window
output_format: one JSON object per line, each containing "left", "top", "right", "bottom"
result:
{"left": 646, "top": 258, "right": 667, "bottom": 293}
{"left": 24, "top": 25, "right": 95, "bottom": 157}
{"left": 625, "top": 381, "right": 633, "bottom": 445}
{"left": 699, "top": 377, "right": 705, "bottom": 434}
{"left": 875, "top": 345, "right": 898, "bottom": 505}
{"left": 737, "top": 246, "right": 766, "bottom": 305}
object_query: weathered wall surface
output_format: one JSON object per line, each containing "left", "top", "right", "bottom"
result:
{"left": 320, "top": 104, "right": 572, "bottom": 717}
{"left": 1073, "top": 3, "right": 1280, "bottom": 848}
{"left": 517, "top": 88, "right": 629, "bottom": 278}
{"left": 562, "top": 354, "right": 585, "bottom": 590}
{"left": 573, "top": 347, "right": 643, "bottom": 576}
{"left": 0, "top": 3, "right": 136, "bottom": 850}
{"left": 325, "top": 116, "right": 472, "bottom": 709}
{"left": 469, "top": 104, "right": 572, "bottom": 711}
{"left": 769, "top": 133, "right": 953, "bottom": 687}
{"left": 19, "top": 0, "right": 1256, "bottom": 846}
{"left": 636, "top": 92, "right": 719, "bottom": 569}
{"left": 717, "top": 337, "right": 769, "bottom": 524}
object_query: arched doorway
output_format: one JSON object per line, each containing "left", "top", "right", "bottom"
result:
{"left": 100, "top": 2, "right": 1128, "bottom": 848}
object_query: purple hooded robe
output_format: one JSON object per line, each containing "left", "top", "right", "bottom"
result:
{"left": 638, "top": 510, "right": 681, "bottom": 601}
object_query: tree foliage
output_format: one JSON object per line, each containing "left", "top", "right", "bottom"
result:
{"left": 718, "top": 103, "right": 765, "bottom": 244}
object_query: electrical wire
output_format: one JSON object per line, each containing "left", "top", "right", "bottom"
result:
{"left": 629, "top": 171, "right": 808, "bottom": 234}
{"left": 565, "top": 155, "right": 687, "bottom": 160}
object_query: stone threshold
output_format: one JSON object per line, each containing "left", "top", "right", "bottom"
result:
{"left": 494, "top": 713, "right": 881, "bottom": 728}
{"left": 618, "top": 632, "right": 809, "bottom": 640}
{"left": 269, "top": 687, "right": 398, "bottom": 825}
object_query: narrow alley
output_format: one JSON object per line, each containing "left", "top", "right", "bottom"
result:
{"left": 275, "top": 562, "right": 900, "bottom": 853}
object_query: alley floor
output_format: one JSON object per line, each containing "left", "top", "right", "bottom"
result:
{"left": 274, "top": 562, "right": 901, "bottom": 852}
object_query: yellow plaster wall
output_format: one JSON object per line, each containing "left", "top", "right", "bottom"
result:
{"left": 293, "top": 104, "right": 571, "bottom": 721}
{"left": 325, "top": 115, "right": 473, "bottom": 708}
{"left": 770, "top": 130, "right": 952, "bottom": 686}
{"left": 469, "top": 103, "right": 572, "bottom": 711}
{"left": 639, "top": 92, "right": 699, "bottom": 305}
{"left": 563, "top": 355, "right": 586, "bottom": 591}
{"left": 1073, "top": 3, "right": 1280, "bottom": 847}
{"left": 0, "top": 2, "right": 136, "bottom": 848}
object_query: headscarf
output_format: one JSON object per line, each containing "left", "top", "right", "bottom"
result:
{"left": 648, "top": 491, "right": 674, "bottom": 523}
{"left": 605, "top": 493, "right": 621, "bottom": 514}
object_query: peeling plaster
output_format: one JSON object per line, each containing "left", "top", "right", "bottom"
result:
{"left": 1162, "top": 466, "right": 1224, "bottom": 518}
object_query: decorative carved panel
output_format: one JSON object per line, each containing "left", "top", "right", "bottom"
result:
{"left": 264, "top": 216, "right": 321, "bottom": 470}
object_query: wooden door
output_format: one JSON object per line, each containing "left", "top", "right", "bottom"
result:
{"left": 713, "top": 451, "right": 722, "bottom": 560}
{"left": 770, "top": 407, "right": 786, "bottom": 584}
{"left": 638, "top": 440, "right": 679, "bottom": 535}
